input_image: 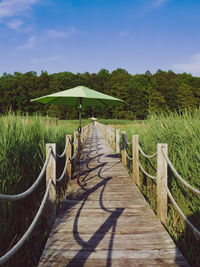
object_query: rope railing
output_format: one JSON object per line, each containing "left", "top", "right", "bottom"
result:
{"left": 0, "top": 178, "right": 53, "bottom": 265}
{"left": 0, "top": 148, "right": 52, "bottom": 201}
{"left": 56, "top": 156, "right": 69, "bottom": 182}
{"left": 161, "top": 148, "right": 200, "bottom": 196}
{"left": 97, "top": 122, "right": 116, "bottom": 150}
{"left": 161, "top": 178, "right": 200, "bottom": 239}
{"left": 124, "top": 147, "right": 133, "bottom": 161}
{"left": 115, "top": 128, "right": 200, "bottom": 231}
{"left": 70, "top": 147, "right": 78, "bottom": 162}
{"left": 138, "top": 160, "right": 157, "bottom": 180}
{"left": 121, "top": 132, "right": 157, "bottom": 183}
{"left": 137, "top": 141, "right": 157, "bottom": 159}
{"left": 0, "top": 123, "right": 92, "bottom": 264}
{"left": 56, "top": 138, "right": 69, "bottom": 158}
{"left": 72, "top": 133, "right": 77, "bottom": 146}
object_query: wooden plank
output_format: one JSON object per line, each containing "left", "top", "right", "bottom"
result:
{"left": 40, "top": 249, "right": 185, "bottom": 261}
{"left": 40, "top": 258, "right": 188, "bottom": 267}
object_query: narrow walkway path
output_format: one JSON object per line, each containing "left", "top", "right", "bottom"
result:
{"left": 38, "top": 126, "right": 188, "bottom": 266}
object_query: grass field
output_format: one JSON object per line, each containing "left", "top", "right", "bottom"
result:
{"left": 102, "top": 111, "right": 200, "bottom": 266}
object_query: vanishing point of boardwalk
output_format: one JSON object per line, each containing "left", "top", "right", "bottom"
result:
{"left": 38, "top": 126, "right": 188, "bottom": 267}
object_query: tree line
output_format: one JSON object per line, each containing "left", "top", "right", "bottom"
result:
{"left": 0, "top": 68, "right": 200, "bottom": 119}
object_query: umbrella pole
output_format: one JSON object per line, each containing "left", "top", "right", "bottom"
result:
{"left": 77, "top": 98, "right": 86, "bottom": 186}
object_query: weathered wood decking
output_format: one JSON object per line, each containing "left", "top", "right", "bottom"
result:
{"left": 38, "top": 126, "right": 188, "bottom": 266}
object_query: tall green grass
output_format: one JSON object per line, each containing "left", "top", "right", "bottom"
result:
{"left": 109, "top": 111, "right": 200, "bottom": 266}
{"left": 0, "top": 114, "right": 83, "bottom": 266}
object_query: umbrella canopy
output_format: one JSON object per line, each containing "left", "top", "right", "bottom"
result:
{"left": 31, "top": 86, "right": 124, "bottom": 107}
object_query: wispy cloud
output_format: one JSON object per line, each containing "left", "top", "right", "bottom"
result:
{"left": 44, "top": 26, "right": 77, "bottom": 39}
{"left": 117, "top": 31, "right": 130, "bottom": 37}
{"left": 138, "top": 0, "right": 170, "bottom": 16}
{"left": 17, "top": 26, "right": 77, "bottom": 49}
{"left": 19, "top": 36, "right": 37, "bottom": 48}
{"left": 6, "top": 19, "right": 23, "bottom": 30}
{"left": 173, "top": 53, "right": 200, "bottom": 76}
{"left": 44, "top": 30, "right": 69, "bottom": 39}
{"left": 0, "top": 0, "right": 39, "bottom": 18}
{"left": 31, "top": 56, "right": 63, "bottom": 63}
{"left": 153, "top": 0, "right": 169, "bottom": 7}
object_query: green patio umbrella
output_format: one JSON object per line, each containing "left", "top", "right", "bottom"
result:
{"left": 31, "top": 85, "right": 124, "bottom": 132}
{"left": 31, "top": 86, "right": 124, "bottom": 185}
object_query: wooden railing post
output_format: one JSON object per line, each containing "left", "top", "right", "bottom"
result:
{"left": 132, "top": 135, "right": 139, "bottom": 186}
{"left": 111, "top": 129, "right": 114, "bottom": 150}
{"left": 81, "top": 128, "right": 85, "bottom": 145}
{"left": 46, "top": 143, "right": 56, "bottom": 229}
{"left": 157, "top": 143, "right": 168, "bottom": 225}
{"left": 112, "top": 129, "right": 115, "bottom": 150}
{"left": 66, "top": 135, "right": 72, "bottom": 182}
{"left": 74, "top": 131, "right": 78, "bottom": 156}
{"left": 116, "top": 129, "right": 120, "bottom": 153}
{"left": 121, "top": 131, "right": 127, "bottom": 167}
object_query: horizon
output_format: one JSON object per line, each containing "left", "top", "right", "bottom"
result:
{"left": 1, "top": 67, "right": 199, "bottom": 78}
{"left": 0, "top": 0, "right": 200, "bottom": 77}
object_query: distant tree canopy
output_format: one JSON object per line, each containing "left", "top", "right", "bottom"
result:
{"left": 1, "top": 68, "right": 200, "bottom": 119}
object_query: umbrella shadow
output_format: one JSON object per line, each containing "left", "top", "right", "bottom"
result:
{"left": 50, "top": 126, "right": 124, "bottom": 266}
{"left": 66, "top": 181, "right": 124, "bottom": 267}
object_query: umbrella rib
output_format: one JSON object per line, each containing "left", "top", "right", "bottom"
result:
{"left": 98, "top": 99, "right": 108, "bottom": 107}
{"left": 44, "top": 96, "right": 62, "bottom": 105}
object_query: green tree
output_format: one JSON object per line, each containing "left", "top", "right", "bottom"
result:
{"left": 146, "top": 85, "right": 168, "bottom": 115}
{"left": 177, "top": 83, "right": 196, "bottom": 110}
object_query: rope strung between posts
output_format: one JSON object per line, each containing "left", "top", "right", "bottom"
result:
{"left": 0, "top": 148, "right": 52, "bottom": 201}
{"left": 72, "top": 133, "right": 77, "bottom": 146}
{"left": 56, "top": 156, "right": 69, "bottom": 182}
{"left": 56, "top": 138, "right": 69, "bottom": 158}
{"left": 161, "top": 178, "right": 200, "bottom": 239}
{"left": 162, "top": 148, "right": 200, "bottom": 195}
{"left": 116, "top": 126, "right": 200, "bottom": 241}
{"left": 70, "top": 147, "right": 78, "bottom": 162}
{"left": 137, "top": 141, "right": 157, "bottom": 159}
{"left": 138, "top": 160, "right": 157, "bottom": 180}
{"left": 124, "top": 148, "right": 133, "bottom": 160}
{"left": 123, "top": 134, "right": 156, "bottom": 179}
{"left": 0, "top": 178, "right": 53, "bottom": 265}
{"left": 57, "top": 126, "right": 91, "bottom": 182}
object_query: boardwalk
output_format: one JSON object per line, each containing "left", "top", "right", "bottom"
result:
{"left": 38, "top": 126, "right": 188, "bottom": 267}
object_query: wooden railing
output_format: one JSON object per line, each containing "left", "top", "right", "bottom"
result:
{"left": 0, "top": 123, "right": 92, "bottom": 265}
{"left": 97, "top": 123, "right": 118, "bottom": 151}
{"left": 98, "top": 123, "right": 200, "bottom": 238}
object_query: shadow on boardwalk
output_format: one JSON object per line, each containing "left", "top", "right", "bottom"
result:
{"left": 52, "top": 127, "right": 124, "bottom": 266}
{"left": 39, "top": 126, "right": 188, "bottom": 267}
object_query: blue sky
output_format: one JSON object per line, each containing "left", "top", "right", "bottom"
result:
{"left": 0, "top": 0, "right": 200, "bottom": 76}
